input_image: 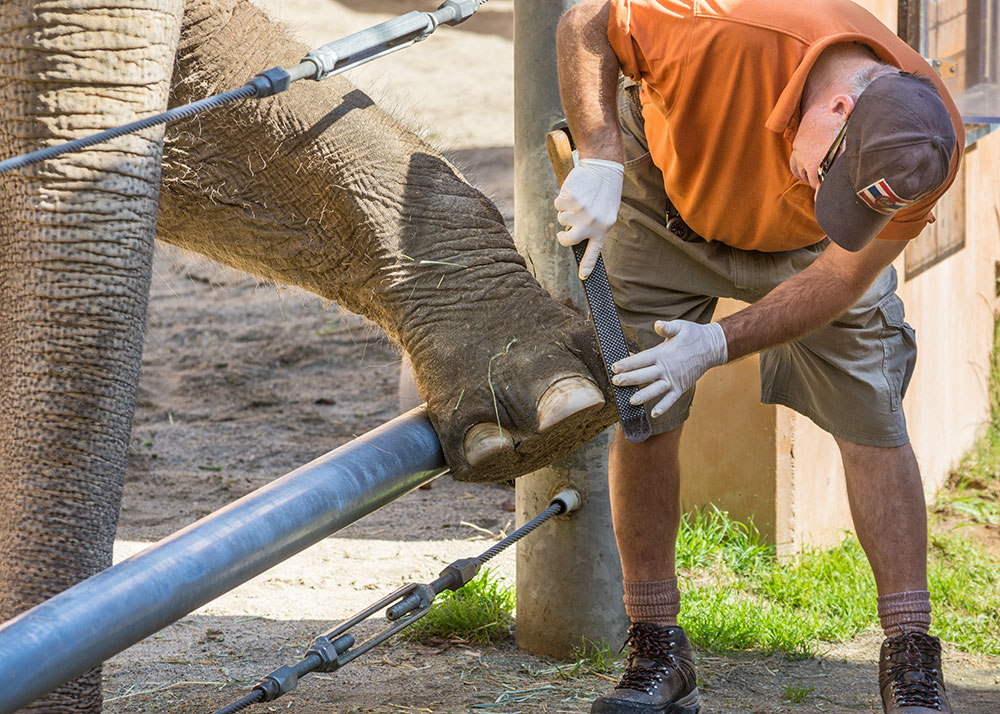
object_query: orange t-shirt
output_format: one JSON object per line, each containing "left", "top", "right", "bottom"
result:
{"left": 607, "top": 0, "right": 965, "bottom": 252}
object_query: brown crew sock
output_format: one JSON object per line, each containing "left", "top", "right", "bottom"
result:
{"left": 877, "top": 590, "right": 932, "bottom": 637}
{"left": 623, "top": 577, "right": 681, "bottom": 627}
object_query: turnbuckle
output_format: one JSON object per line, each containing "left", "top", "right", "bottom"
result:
{"left": 302, "top": 1, "right": 487, "bottom": 82}
{"left": 0, "top": 1, "right": 491, "bottom": 176}
{"left": 315, "top": 581, "right": 436, "bottom": 671}
{"left": 250, "top": 582, "right": 435, "bottom": 704}
{"left": 213, "top": 489, "right": 580, "bottom": 713}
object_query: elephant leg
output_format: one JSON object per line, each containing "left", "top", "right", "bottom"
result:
{"left": 0, "top": 1, "right": 183, "bottom": 710}
{"left": 156, "top": 0, "right": 616, "bottom": 483}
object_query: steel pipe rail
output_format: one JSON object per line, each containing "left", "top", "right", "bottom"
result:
{"left": 0, "top": 407, "right": 446, "bottom": 713}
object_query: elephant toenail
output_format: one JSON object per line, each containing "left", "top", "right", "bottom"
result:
{"left": 464, "top": 423, "right": 514, "bottom": 466}
{"left": 536, "top": 377, "right": 605, "bottom": 432}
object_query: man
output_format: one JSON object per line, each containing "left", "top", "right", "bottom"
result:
{"left": 554, "top": 1, "right": 964, "bottom": 712}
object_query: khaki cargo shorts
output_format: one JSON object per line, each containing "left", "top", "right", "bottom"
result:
{"left": 602, "top": 82, "right": 917, "bottom": 447}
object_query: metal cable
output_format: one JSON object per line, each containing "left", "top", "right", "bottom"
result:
{"left": 474, "top": 501, "right": 564, "bottom": 565}
{"left": 211, "top": 689, "right": 264, "bottom": 714}
{"left": 0, "top": 84, "right": 257, "bottom": 177}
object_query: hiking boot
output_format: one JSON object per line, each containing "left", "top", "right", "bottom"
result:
{"left": 879, "top": 630, "right": 951, "bottom": 712}
{"left": 592, "top": 622, "right": 700, "bottom": 713}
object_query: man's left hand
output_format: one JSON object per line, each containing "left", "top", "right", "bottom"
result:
{"left": 611, "top": 320, "right": 729, "bottom": 418}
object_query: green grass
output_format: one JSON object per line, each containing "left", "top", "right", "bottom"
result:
{"left": 403, "top": 512, "right": 999, "bottom": 660}
{"left": 935, "top": 310, "right": 1000, "bottom": 525}
{"left": 782, "top": 684, "right": 815, "bottom": 704}
{"left": 682, "top": 583, "right": 824, "bottom": 658}
{"left": 402, "top": 511, "right": 999, "bottom": 658}
{"left": 676, "top": 507, "right": 1000, "bottom": 658}
{"left": 404, "top": 568, "right": 515, "bottom": 645}
{"left": 678, "top": 312, "right": 1000, "bottom": 659}
{"left": 566, "top": 637, "right": 625, "bottom": 676}
{"left": 938, "top": 492, "right": 1000, "bottom": 525}
{"left": 676, "top": 505, "right": 772, "bottom": 574}
{"left": 927, "top": 531, "right": 1000, "bottom": 654}
{"left": 750, "top": 538, "right": 877, "bottom": 641}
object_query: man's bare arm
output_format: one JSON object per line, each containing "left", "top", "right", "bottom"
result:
{"left": 556, "top": 0, "right": 623, "bottom": 162}
{"left": 718, "top": 239, "right": 907, "bottom": 361}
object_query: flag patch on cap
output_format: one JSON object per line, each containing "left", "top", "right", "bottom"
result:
{"left": 857, "top": 178, "right": 914, "bottom": 215}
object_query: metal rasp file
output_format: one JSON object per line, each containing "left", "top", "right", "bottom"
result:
{"left": 546, "top": 127, "right": 651, "bottom": 443}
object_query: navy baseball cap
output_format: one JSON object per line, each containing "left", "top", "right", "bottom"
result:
{"left": 815, "top": 72, "right": 956, "bottom": 251}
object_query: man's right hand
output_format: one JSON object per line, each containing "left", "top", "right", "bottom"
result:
{"left": 554, "top": 158, "right": 624, "bottom": 280}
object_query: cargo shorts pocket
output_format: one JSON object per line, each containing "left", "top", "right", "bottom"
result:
{"left": 619, "top": 82, "right": 651, "bottom": 166}
{"left": 877, "top": 294, "right": 917, "bottom": 412}
{"left": 623, "top": 136, "right": 652, "bottom": 170}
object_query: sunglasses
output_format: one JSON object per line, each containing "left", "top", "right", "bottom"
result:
{"left": 817, "top": 121, "right": 849, "bottom": 184}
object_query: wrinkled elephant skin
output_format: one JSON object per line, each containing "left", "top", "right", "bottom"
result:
{"left": 0, "top": 1, "right": 184, "bottom": 709}
{"left": 156, "top": 0, "right": 616, "bottom": 482}
{"left": 0, "top": 0, "right": 616, "bottom": 709}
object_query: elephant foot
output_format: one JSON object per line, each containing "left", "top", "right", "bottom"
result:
{"left": 408, "top": 295, "right": 617, "bottom": 483}
{"left": 463, "top": 376, "right": 606, "bottom": 465}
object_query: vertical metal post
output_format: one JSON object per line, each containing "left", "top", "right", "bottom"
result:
{"left": 513, "top": 0, "right": 626, "bottom": 658}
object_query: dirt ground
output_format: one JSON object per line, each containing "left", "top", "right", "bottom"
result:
{"left": 102, "top": 2, "right": 1000, "bottom": 712}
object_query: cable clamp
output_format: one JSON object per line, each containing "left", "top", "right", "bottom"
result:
{"left": 211, "top": 491, "right": 580, "bottom": 713}
{"left": 248, "top": 67, "right": 291, "bottom": 98}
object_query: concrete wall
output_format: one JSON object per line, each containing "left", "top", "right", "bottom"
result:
{"left": 902, "top": 136, "right": 1000, "bottom": 492}
{"left": 678, "top": 0, "right": 1000, "bottom": 550}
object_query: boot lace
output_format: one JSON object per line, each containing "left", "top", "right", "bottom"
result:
{"left": 615, "top": 623, "right": 683, "bottom": 692}
{"left": 883, "top": 632, "right": 943, "bottom": 709}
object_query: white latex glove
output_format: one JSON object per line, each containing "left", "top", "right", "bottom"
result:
{"left": 611, "top": 320, "right": 729, "bottom": 418}
{"left": 553, "top": 158, "right": 624, "bottom": 280}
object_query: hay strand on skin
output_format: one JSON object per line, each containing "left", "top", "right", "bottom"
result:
{"left": 398, "top": 253, "right": 465, "bottom": 289}
{"left": 398, "top": 253, "right": 466, "bottom": 269}
{"left": 487, "top": 339, "right": 518, "bottom": 439}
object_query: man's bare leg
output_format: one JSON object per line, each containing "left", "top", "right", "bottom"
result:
{"left": 837, "top": 438, "right": 928, "bottom": 597}
{"left": 608, "top": 425, "right": 686, "bottom": 629}
{"left": 594, "top": 424, "right": 701, "bottom": 714}
{"left": 837, "top": 441, "right": 950, "bottom": 712}
{"left": 609, "top": 425, "right": 684, "bottom": 582}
